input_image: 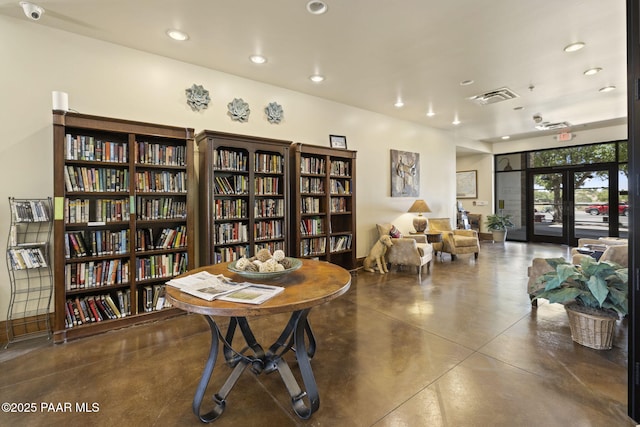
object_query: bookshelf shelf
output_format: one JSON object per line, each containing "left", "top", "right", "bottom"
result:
{"left": 53, "top": 112, "right": 194, "bottom": 343}
{"left": 290, "top": 143, "right": 357, "bottom": 271}
{"left": 5, "top": 197, "right": 54, "bottom": 346}
{"left": 197, "top": 131, "right": 291, "bottom": 265}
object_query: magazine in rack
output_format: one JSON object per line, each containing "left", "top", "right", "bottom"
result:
{"left": 166, "top": 271, "right": 284, "bottom": 304}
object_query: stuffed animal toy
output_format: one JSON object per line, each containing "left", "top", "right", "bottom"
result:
{"left": 363, "top": 234, "right": 393, "bottom": 274}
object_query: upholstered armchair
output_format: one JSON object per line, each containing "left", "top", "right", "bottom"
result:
{"left": 427, "top": 218, "right": 479, "bottom": 260}
{"left": 375, "top": 223, "right": 433, "bottom": 279}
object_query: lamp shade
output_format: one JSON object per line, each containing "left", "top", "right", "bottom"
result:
{"left": 407, "top": 199, "right": 431, "bottom": 214}
{"left": 408, "top": 199, "right": 431, "bottom": 232}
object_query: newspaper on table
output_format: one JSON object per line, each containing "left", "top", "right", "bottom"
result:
{"left": 166, "top": 271, "right": 284, "bottom": 304}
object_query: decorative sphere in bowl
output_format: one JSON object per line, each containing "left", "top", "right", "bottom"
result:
{"left": 227, "top": 257, "right": 302, "bottom": 280}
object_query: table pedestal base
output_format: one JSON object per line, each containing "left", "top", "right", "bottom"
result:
{"left": 193, "top": 309, "right": 318, "bottom": 423}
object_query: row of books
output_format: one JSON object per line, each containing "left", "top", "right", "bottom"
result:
{"left": 136, "top": 226, "right": 187, "bottom": 251}
{"left": 330, "top": 235, "right": 353, "bottom": 252}
{"left": 64, "top": 259, "right": 129, "bottom": 290}
{"left": 254, "top": 153, "right": 284, "bottom": 173}
{"left": 64, "top": 165, "right": 129, "bottom": 193}
{"left": 64, "top": 293, "right": 131, "bottom": 329}
{"left": 256, "top": 241, "right": 285, "bottom": 254}
{"left": 300, "top": 177, "right": 324, "bottom": 194}
{"left": 255, "top": 177, "right": 281, "bottom": 195}
{"left": 134, "top": 141, "right": 186, "bottom": 166}
{"left": 330, "top": 178, "right": 351, "bottom": 195}
{"left": 300, "top": 237, "right": 326, "bottom": 256}
{"left": 141, "top": 284, "right": 171, "bottom": 312}
{"left": 330, "top": 197, "right": 350, "bottom": 213}
{"left": 214, "top": 175, "right": 249, "bottom": 195}
{"left": 214, "top": 198, "right": 248, "bottom": 220}
{"left": 136, "top": 252, "right": 188, "bottom": 280}
{"left": 65, "top": 198, "right": 129, "bottom": 224}
{"left": 254, "top": 220, "right": 284, "bottom": 240}
{"left": 214, "top": 148, "right": 248, "bottom": 171}
{"left": 300, "top": 217, "right": 324, "bottom": 236}
{"left": 11, "top": 200, "right": 50, "bottom": 222}
{"left": 301, "top": 197, "right": 321, "bottom": 214}
{"left": 7, "top": 247, "right": 47, "bottom": 270}
{"left": 300, "top": 156, "right": 325, "bottom": 175}
{"left": 214, "top": 245, "right": 250, "bottom": 263}
{"left": 136, "top": 196, "right": 187, "bottom": 220}
{"left": 64, "top": 134, "right": 128, "bottom": 163}
{"left": 65, "top": 229, "right": 129, "bottom": 258}
{"left": 254, "top": 198, "right": 284, "bottom": 218}
{"left": 135, "top": 170, "right": 187, "bottom": 193}
{"left": 330, "top": 160, "right": 351, "bottom": 177}
{"left": 214, "top": 222, "right": 249, "bottom": 245}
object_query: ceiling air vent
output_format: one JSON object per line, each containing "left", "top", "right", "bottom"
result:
{"left": 468, "top": 87, "right": 519, "bottom": 105}
{"left": 535, "top": 121, "right": 571, "bottom": 131}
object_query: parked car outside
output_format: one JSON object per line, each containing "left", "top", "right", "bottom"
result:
{"left": 584, "top": 203, "right": 629, "bottom": 216}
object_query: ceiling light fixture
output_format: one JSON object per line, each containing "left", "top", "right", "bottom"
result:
{"left": 584, "top": 67, "right": 602, "bottom": 76}
{"left": 309, "top": 74, "right": 325, "bottom": 83}
{"left": 452, "top": 118, "right": 461, "bottom": 125}
{"left": 306, "top": 1, "right": 328, "bottom": 15}
{"left": 166, "top": 29, "right": 189, "bottom": 41}
{"left": 513, "top": 106, "right": 525, "bottom": 111}
{"left": 249, "top": 55, "right": 267, "bottom": 64}
{"left": 460, "top": 79, "right": 474, "bottom": 86}
{"left": 394, "top": 100, "right": 404, "bottom": 108}
{"left": 599, "top": 85, "right": 616, "bottom": 93}
{"left": 501, "top": 136, "right": 510, "bottom": 140}
{"left": 426, "top": 111, "right": 435, "bottom": 117}
{"left": 563, "top": 42, "right": 585, "bottom": 52}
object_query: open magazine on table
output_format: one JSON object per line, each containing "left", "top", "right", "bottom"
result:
{"left": 166, "top": 271, "right": 284, "bottom": 304}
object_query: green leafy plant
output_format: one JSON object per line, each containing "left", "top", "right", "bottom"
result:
{"left": 485, "top": 213, "right": 514, "bottom": 231}
{"left": 533, "top": 257, "right": 628, "bottom": 317}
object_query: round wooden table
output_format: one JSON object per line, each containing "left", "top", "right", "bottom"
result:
{"left": 166, "top": 259, "right": 351, "bottom": 423}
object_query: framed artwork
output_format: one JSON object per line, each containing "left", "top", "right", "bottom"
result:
{"left": 390, "top": 149, "right": 420, "bottom": 197}
{"left": 456, "top": 170, "right": 477, "bottom": 199}
{"left": 329, "top": 135, "right": 348, "bottom": 149}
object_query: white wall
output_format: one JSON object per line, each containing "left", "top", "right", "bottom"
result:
{"left": 456, "top": 154, "right": 494, "bottom": 232}
{"left": 0, "top": 16, "right": 476, "bottom": 321}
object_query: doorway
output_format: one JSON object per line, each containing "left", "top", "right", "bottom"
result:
{"left": 529, "top": 166, "right": 623, "bottom": 246}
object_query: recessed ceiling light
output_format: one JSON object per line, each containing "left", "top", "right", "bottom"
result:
{"left": 501, "top": 136, "right": 510, "bottom": 140}
{"left": 306, "top": 1, "right": 328, "bottom": 15}
{"left": 599, "top": 85, "right": 616, "bottom": 93}
{"left": 249, "top": 55, "right": 267, "bottom": 64}
{"left": 166, "top": 29, "right": 189, "bottom": 41}
{"left": 460, "top": 79, "right": 474, "bottom": 86}
{"left": 394, "top": 100, "right": 404, "bottom": 108}
{"left": 309, "top": 74, "right": 325, "bottom": 83}
{"left": 564, "top": 42, "right": 585, "bottom": 52}
{"left": 584, "top": 67, "right": 602, "bottom": 76}
{"left": 452, "top": 118, "right": 461, "bottom": 125}
{"left": 426, "top": 111, "right": 435, "bottom": 117}
{"left": 513, "top": 106, "right": 525, "bottom": 111}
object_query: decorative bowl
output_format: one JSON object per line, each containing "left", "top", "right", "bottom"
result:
{"left": 227, "top": 257, "right": 302, "bottom": 280}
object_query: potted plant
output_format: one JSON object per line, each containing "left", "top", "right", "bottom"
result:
{"left": 485, "top": 212, "right": 514, "bottom": 242}
{"left": 533, "top": 257, "right": 628, "bottom": 350}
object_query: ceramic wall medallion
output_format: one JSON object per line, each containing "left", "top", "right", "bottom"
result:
{"left": 227, "top": 98, "right": 250, "bottom": 122}
{"left": 264, "top": 102, "right": 283, "bottom": 124}
{"left": 185, "top": 84, "right": 210, "bottom": 111}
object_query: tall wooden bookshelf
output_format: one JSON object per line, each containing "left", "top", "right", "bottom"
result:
{"left": 290, "top": 143, "right": 357, "bottom": 270}
{"left": 197, "top": 131, "right": 291, "bottom": 265}
{"left": 52, "top": 112, "right": 194, "bottom": 343}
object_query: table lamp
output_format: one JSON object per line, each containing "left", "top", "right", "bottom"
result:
{"left": 408, "top": 199, "right": 431, "bottom": 232}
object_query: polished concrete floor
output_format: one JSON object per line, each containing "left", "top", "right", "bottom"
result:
{"left": 0, "top": 242, "right": 636, "bottom": 426}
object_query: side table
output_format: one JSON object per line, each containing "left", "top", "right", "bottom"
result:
{"left": 426, "top": 232, "right": 443, "bottom": 257}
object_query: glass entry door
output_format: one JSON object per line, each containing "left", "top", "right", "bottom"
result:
{"left": 530, "top": 167, "right": 620, "bottom": 246}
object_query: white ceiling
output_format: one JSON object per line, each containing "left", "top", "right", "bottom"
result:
{"left": 1, "top": 0, "right": 628, "bottom": 145}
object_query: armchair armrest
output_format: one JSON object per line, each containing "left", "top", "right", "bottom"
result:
{"left": 405, "top": 234, "right": 427, "bottom": 244}
{"left": 452, "top": 229, "right": 478, "bottom": 238}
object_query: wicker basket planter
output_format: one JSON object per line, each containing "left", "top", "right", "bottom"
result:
{"left": 565, "top": 303, "right": 618, "bottom": 350}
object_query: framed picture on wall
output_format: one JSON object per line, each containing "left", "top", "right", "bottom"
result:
{"left": 329, "top": 135, "right": 348, "bottom": 149}
{"left": 390, "top": 149, "right": 420, "bottom": 197}
{"left": 456, "top": 170, "right": 477, "bottom": 199}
